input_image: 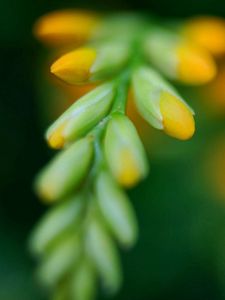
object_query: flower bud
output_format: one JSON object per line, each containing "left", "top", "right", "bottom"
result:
{"left": 33, "top": 9, "right": 100, "bottom": 46}
{"left": 104, "top": 114, "right": 148, "bottom": 188}
{"left": 70, "top": 259, "right": 96, "bottom": 300}
{"left": 35, "top": 138, "right": 93, "bottom": 202}
{"left": 29, "top": 194, "right": 83, "bottom": 256}
{"left": 46, "top": 83, "right": 115, "bottom": 149}
{"left": 132, "top": 66, "right": 195, "bottom": 140}
{"left": 182, "top": 17, "right": 225, "bottom": 56}
{"left": 144, "top": 28, "right": 216, "bottom": 84}
{"left": 95, "top": 171, "right": 138, "bottom": 247}
{"left": 50, "top": 42, "right": 130, "bottom": 84}
{"left": 86, "top": 217, "right": 122, "bottom": 294}
{"left": 37, "top": 233, "right": 81, "bottom": 287}
{"left": 92, "top": 13, "right": 145, "bottom": 42}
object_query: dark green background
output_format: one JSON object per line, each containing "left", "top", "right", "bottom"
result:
{"left": 2, "top": 0, "right": 225, "bottom": 299}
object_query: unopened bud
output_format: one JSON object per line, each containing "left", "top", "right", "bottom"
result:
{"left": 132, "top": 66, "right": 195, "bottom": 140}
{"left": 104, "top": 113, "right": 148, "bottom": 188}
{"left": 35, "top": 138, "right": 93, "bottom": 202}
{"left": 144, "top": 28, "right": 216, "bottom": 84}
{"left": 46, "top": 83, "right": 115, "bottom": 149}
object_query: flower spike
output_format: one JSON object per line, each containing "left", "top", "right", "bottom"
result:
{"left": 31, "top": 11, "right": 211, "bottom": 300}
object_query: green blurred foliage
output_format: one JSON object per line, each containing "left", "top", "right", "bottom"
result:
{"left": 2, "top": 0, "right": 225, "bottom": 299}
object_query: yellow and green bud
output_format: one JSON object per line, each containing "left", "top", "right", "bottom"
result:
{"left": 50, "top": 42, "right": 130, "bottom": 84}
{"left": 29, "top": 194, "right": 83, "bottom": 256}
{"left": 46, "top": 83, "right": 115, "bottom": 149}
{"left": 35, "top": 138, "right": 93, "bottom": 202}
{"left": 86, "top": 217, "right": 122, "bottom": 294}
{"left": 104, "top": 113, "right": 148, "bottom": 188}
{"left": 132, "top": 66, "right": 195, "bottom": 140}
{"left": 95, "top": 171, "right": 138, "bottom": 247}
{"left": 33, "top": 9, "right": 100, "bottom": 46}
{"left": 144, "top": 28, "right": 216, "bottom": 85}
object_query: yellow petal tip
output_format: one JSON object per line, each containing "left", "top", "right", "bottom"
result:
{"left": 117, "top": 150, "right": 141, "bottom": 188}
{"left": 160, "top": 92, "right": 195, "bottom": 140}
{"left": 47, "top": 122, "right": 67, "bottom": 149}
{"left": 50, "top": 48, "right": 97, "bottom": 84}
{"left": 177, "top": 43, "right": 216, "bottom": 85}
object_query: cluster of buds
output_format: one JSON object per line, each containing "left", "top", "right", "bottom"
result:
{"left": 30, "top": 10, "right": 225, "bottom": 300}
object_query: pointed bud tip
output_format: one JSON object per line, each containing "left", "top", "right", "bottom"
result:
{"left": 160, "top": 92, "right": 195, "bottom": 140}
{"left": 177, "top": 43, "right": 217, "bottom": 84}
{"left": 117, "top": 149, "right": 143, "bottom": 188}
{"left": 183, "top": 17, "right": 225, "bottom": 56}
{"left": 50, "top": 48, "right": 97, "bottom": 84}
{"left": 46, "top": 122, "right": 67, "bottom": 149}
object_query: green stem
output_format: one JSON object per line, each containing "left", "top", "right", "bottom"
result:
{"left": 111, "top": 69, "right": 131, "bottom": 114}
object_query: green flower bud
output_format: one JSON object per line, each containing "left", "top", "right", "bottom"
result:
{"left": 37, "top": 233, "right": 81, "bottom": 287}
{"left": 70, "top": 259, "right": 96, "bottom": 300}
{"left": 46, "top": 83, "right": 115, "bottom": 149}
{"left": 35, "top": 138, "right": 93, "bottom": 202}
{"left": 104, "top": 113, "right": 148, "bottom": 188}
{"left": 95, "top": 171, "right": 138, "bottom": 248}
{"left": 85, "top": 217, "right": 122, "bottom": 294}
{"left": 90, "top": 41, "right": 131, "bottom": 81}
{"left": 29, "top": 194, "right": 84, "bottom": 256}
{"left": 132, "top": 66, "right": 195, "bottom": 140}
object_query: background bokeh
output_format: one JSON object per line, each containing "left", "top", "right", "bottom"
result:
{"left": 2, "top": 0, "right": 225, "bottom": 299}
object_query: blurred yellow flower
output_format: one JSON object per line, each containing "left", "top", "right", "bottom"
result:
{"left": 33, "top": 9, "right": 100, "bottom": 46}
{"left": 183, "top": 16, "right": 225, "bottom": 56}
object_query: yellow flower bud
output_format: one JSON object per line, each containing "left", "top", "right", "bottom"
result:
{"left": 132, "top": 66, "right": 195, "bottom": 140}
{"left": 176, "top": 42, "right": 216, "bottom": 85}
{"left": 182, "top": 17, "right": 225, "bottom": 56}
{"left": 104, "top": 114, "right": 148, "bottom": 188}
{"left": 159, "top": 91, "right": 195, "bottom": 140}
{"left": 144, "top": 28, "right": 216, "bottom": 85}
{"left": 51, "top": 48, "right": 97, "bottom": 84}
{"left": 51, "top": 42, "right": 130, "bottom": 85}
{"left": 47, "top": 121, "right": 67, "bottom": 149}
{"left": 33, "top": 9, "right": 100, "bottom": 46}
{"left": 46, "top": 83, "right": 115, "bottom": 149}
